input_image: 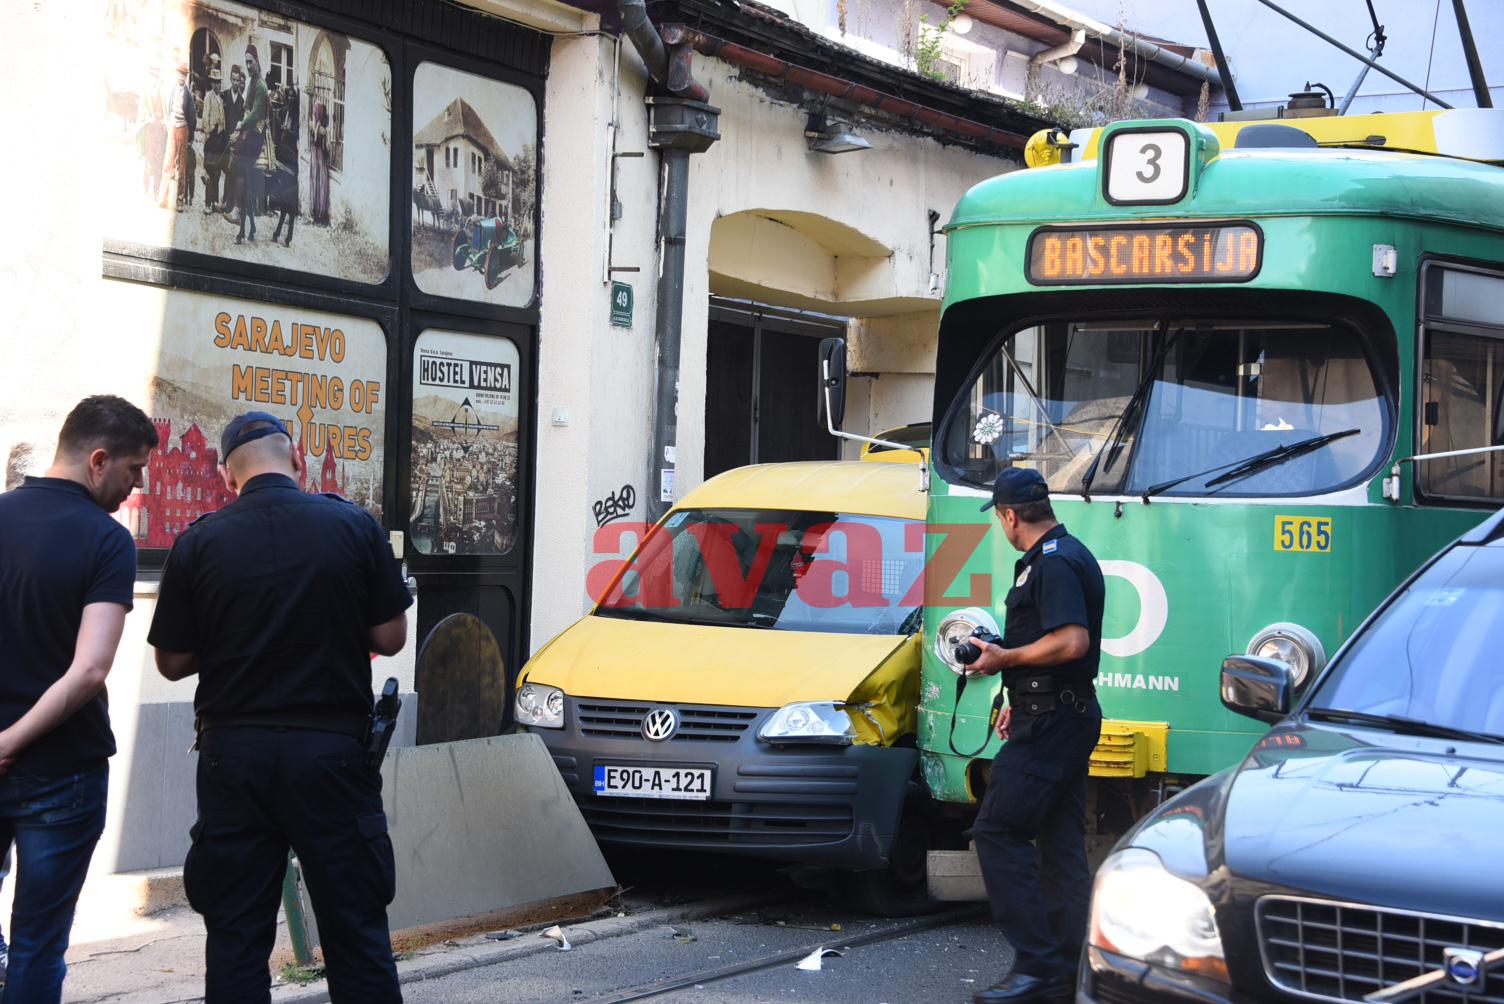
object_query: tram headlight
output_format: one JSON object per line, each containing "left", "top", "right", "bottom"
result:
{"left": 934, "top": 607, "right": 1002, "bottom": 675}
{"left": 1089, "top": 847, "right": 1229, "bottom": 981}
{"left": 1246, "top": 622, "right": 1326, "bottom": 688}
{"left": 516, "top": 682, "right": 565, "bottom": 729}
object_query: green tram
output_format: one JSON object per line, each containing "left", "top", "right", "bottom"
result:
{"left": 915, "top": 111, "right": 1504, "bottom": 832}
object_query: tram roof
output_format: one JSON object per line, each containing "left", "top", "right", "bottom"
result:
{"left": 948, "top": 119, "right": 1504, "bottom": 236}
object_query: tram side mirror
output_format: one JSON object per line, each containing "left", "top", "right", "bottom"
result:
{"left": 818, "top": 337, "right": 847, "bottom": 431}
{"left": 1220, "top": 655, "right": 1294, "bottom": 724}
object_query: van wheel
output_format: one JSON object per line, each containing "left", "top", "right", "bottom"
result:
{"left": 841, "top": 808, "right": 945, "bottom": 917}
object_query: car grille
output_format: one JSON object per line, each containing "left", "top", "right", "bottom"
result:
{"left": 579, "top": 796, "right": 853, "bottom": 847}
{"left": 576, "top": 701, "right": 759, "bottom": 742}
{"left": 1257, "top": 895, "right": 1504, "bottom": 1003}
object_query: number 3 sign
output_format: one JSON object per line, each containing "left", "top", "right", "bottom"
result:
{"left": 1104, "top": 128, "right": 1189, "bottom": 205}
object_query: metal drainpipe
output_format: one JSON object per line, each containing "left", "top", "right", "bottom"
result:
{"left": 616, "top": 0, "right": 719, "bottom": 522}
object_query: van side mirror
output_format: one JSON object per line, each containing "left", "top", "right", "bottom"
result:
{"left": 818, "top": 337, "right": 847, "bottom": 431}
{"left": 1221, "top": 655, "right": 1294, "bottom": 724}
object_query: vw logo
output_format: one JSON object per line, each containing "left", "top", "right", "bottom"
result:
{"left": 642, "top": 707, "right": 680, "bottom": 742}
{"left": 1445, "top": 947, "right": 1485, "bottom": 990}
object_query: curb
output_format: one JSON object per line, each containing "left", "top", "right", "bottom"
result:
{"left": 270, "top": 893, "right": 782, "bottom": 1003}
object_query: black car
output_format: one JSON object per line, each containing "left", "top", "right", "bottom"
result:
{"left": 1081, "top": 509, "right": 1504, "bottom": 1004}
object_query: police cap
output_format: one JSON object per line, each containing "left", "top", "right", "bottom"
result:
{"left": 980, "top": 466, "right": 1049, "bottom": 511}
{"left": 220, "top": 411, "right": 291, "bottom": 461}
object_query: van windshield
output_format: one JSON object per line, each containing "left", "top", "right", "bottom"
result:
{"left": 1308, "top": 543, "right": 1504, "bottom": 738}
{"left": 939, "top": 317, "right": 1388, "bottom": 497}
{"left": 595, "top": 508, "right": 922, "bottom": 636}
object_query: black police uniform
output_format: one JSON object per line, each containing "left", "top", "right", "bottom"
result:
{"left": 148, "top": 472, "right": 412, "bottom": 1003}
{"left": 973, "top": 522, "right": 1105, "bottom": 990}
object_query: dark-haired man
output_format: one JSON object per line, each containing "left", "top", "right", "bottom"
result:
{"left": 0, "top": 394, "right": 158, "bottom": 1002}
{"left": 150, "top": 412, "right": 410, "bottom": 1003}
{"left": 965, "top": 467, "right": 1105, "bottom": 1004}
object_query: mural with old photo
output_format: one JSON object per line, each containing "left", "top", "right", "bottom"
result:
{"left": 412, "top": 63, "right": 537, "bottom": 306}
{"left": 103, "top": 0, "right": 390, "bottom": 283}
{"left": 410, "top": 331, "right": 521, "bottom": 555}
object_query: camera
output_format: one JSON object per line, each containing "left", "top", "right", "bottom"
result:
{"left": 954, "top": 627, "right": 1004, "bottom": 666}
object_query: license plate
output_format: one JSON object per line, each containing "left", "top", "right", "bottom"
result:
{"left": 593, "top": 764, "right": 712, "bottom": 801}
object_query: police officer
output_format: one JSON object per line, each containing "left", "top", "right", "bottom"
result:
{"left": 965, "top": 467, "right": 1105, "bottom": 1004}
{"left": 148, "top": 412, "right": 411, "bottom": 1003}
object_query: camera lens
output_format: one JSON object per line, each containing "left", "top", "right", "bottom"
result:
{"left": 954, "top": 642, "right": 981, "bottom": 665}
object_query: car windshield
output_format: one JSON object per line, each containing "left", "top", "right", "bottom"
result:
{"left": 940, "top": 317, "right": 1388, "bottom": 497}
{"left": 595, "top": 508, "right": 922, "bottom": 635}
{"left": 1308, "top": 542, "right": 1504, "bottom": 738}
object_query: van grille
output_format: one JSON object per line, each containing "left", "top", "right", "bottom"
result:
{"left": 580, "top": 796, "right": 853, "bottom": 847}
{"left": 575, "top": 701, "right": 759, "bottom": 742}
{"left": 1257, "top": 895, "right": 1504, "bottom": 1003}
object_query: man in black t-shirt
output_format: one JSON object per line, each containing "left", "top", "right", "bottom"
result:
{"left": 0, "top": 395, "right": 157, "bottom": 1002}
{"left": 963, "top": 467, "right": 1106, "bottom": 1004}
{"left": 149, "top": 411, "right": 411, "bottom": 1003}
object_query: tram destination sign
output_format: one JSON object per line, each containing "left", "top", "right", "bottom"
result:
{"left": 1027, "top": 223, "right": 1262, "bottom": 286}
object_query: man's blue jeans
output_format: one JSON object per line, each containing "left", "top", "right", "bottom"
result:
{"left": 0, "top": 766, "right": 108, "bottom": 1003}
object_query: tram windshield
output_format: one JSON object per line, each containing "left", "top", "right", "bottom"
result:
{"left": 940, "top": 318, "right": 1389, "bottom": 498}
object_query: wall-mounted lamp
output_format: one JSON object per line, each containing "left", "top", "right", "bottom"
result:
{"left": 951, "top": 12, "right": 974, "bottom": 34}
{"left": 805, "top": 112, "right": 871, "bottom": 154}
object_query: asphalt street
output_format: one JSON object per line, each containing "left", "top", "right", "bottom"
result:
{"left": 400, "top": 904, "right": 1012, "bottom": 1003}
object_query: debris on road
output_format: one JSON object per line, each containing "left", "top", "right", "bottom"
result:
{"left": 541, "top": 925, "right": 572, "bottom": 951}
{"left": 795, "top": 947, "right": 843, "bottom": 972}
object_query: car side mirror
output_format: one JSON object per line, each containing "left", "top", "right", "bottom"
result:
{"left": 1221, "top": 655, "right": 1294, "bottom": 724}
{"left": 818, "top": 336, "right": 847, "bottom": 431}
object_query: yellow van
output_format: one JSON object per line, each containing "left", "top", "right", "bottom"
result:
{"left": 516, "top": 460, "right": 931, "bottom": 910}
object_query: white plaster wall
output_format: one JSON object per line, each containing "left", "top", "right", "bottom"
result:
{"left": 527, "top": 45, "right": 1020, "bottom": 651}
{"left": 530, "top": 35, "right": 662, "bottom": 652}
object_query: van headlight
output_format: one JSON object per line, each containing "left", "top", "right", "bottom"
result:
{"left": 1089, "top": 847, "right": 1229, "bottom": 981}
{"left": 758, "top": 702, "right": 854, "bottom": 745}
{"left": 934, "top": 607, "right": 1002, "bottom": 675}
{"left": 1247, "top": 622, "right": 1325, "bottom": 687}
{"left": 516, "top": 682, "right": 565, "bottom": 729}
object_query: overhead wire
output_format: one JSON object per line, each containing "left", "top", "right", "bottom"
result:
{"left": 1420, "top": 0, "right": 1442, "bottom": 110}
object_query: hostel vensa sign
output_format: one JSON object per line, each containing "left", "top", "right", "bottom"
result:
{"left": 114, "top": 286, "right": 388, "bottom": 548}
{"left": 213, "top": 311, "right": 382, "bottom": 461}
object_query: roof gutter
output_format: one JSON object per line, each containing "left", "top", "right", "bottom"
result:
{"left": 1030, "top": 28, "right": 1085, "bottom": 70}
{"left": 1008, "top": 0, "right": 1221, "bottom": 87}
{"left": 657, "top": 24, "right": 1029, "bottom": 149}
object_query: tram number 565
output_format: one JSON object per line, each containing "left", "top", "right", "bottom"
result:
{"left": 1274, "top": 516, "right": 1332, "bottom": 553}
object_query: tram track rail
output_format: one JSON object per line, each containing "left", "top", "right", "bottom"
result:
{"left": 588, "top": 904, "right": 988, "bottom": 1002}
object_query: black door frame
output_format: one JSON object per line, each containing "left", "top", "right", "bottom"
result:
{"left": 707, "top": 296, "right": 849, "bottom": 465}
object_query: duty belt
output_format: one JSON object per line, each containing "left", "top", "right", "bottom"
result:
{"left": 948, "top": 671, "right": 1097, "bottom": 757}
{"left": 1008, "top": 673, "right": 1095, "bottom": 716}
{"left": 195, "top": 711, "right": 369, "bottom": 739}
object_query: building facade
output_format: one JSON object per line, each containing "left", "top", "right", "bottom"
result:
{"left": 0, "top": 0, "right": 1214, "bottom": 896}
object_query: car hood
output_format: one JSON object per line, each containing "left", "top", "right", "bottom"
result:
{"left": 521, "top": 613, "right": 913, "bottom": 710}
{"left": 1214, "top": 721, "right": 1504, "bottom": 919}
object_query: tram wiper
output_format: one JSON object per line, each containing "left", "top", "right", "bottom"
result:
{"left": 1080, "top": 320, "right": 1176, "bottom": 501}
{"left": 1140, "top": 428, "right": 1359, "bottom": 501}
{"left": 1307, "top": 707, "right": 1504, "bottom": 746}
{"left": 1204, "top": 428, "right": 1361, "bottom": 489}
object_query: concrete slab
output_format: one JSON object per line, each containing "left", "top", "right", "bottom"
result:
{"left": 927, "top": 849, "right": 987, "bottom": 902}
{"left": 376, "top": 733, "right": 615, "bottom": 934}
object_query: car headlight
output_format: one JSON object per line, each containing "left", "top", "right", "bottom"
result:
{"left": 1247, "top": 622, "right": 1325, "bottom": 687}
{"left": 933, "top": 607, "right": 1002, "bottom": 675}
{"left": 757, "top": 702, "right": 854, "bottom": 744}
{"left": 516, "top": 682, "right": 565, "bottom": 729}
{"left": 1089, "top": 847, "right": 1228, "bottom": 981}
